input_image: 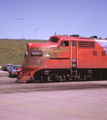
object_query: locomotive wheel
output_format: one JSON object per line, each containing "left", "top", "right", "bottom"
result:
{"left": 50, "top": 74, "right": 56, "bottom": 82}
{"left": 80, "top": 74, "right": 84, "bottom": 80}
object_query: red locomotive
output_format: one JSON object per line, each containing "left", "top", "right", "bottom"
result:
{"left": 17, "top": 35, "right": 107, "bottom": 83}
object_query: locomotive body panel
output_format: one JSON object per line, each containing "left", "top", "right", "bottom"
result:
{"left": 17, "top": 35, "right": 107, "bottom": 82}
{"left": 77, "top": 39, "right": 107, "bottom": 68}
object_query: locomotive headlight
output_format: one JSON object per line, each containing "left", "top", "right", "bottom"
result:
{"left": 25, "top": 51, "right": 28, "bottom": 56}
{"left": 32, "top": 51, "right": 43, "bottom": 56}
{"left": 45, "top": 53, "right": 50, "bottom": 57}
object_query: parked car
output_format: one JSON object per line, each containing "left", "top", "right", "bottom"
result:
{"left": 8, "top": 65, "right": 22, "bottom": 77}
{"left": 2, "top": 64, "right": 13, "bottom": 71}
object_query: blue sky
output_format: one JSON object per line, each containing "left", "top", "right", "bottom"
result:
{"left": 0, "top": 0, "right": 107, "bottom": 40}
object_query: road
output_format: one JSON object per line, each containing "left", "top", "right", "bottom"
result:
{"left": 0, "top": 71, "right": 107, "bottom": 120}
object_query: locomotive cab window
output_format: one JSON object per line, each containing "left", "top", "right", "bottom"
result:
{"left": 60, "top": 41, "right": 69, "bottom": 46}
{"left": 49, "top": 37, "right": 59, "bottom": 43}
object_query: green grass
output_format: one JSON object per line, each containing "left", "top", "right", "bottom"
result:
{"left": 0, "top": 39, "right": 47, "bottom": 66}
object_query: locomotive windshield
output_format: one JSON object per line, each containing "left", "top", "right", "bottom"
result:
{"left": 49, "top": 37, "right": 59, "bottom": 43}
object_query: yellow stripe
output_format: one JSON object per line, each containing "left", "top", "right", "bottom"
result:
{"left": 71, "top": 42, "right": 72, "bottom": 67}
{"left": 77, "top": 42, "right": 78, "bottom": 67}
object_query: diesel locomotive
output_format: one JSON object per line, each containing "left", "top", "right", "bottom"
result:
{"left": 17, "top": 35, "right": 107, "bottom": 83}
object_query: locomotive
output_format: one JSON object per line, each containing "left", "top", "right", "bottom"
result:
{"left": 17, "top": 35, "right": 107, "bottom": 83}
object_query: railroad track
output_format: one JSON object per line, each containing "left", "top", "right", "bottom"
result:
{"left": 0, "top": 80, "right": 107, "bottom": 94}
{"left": 0, "top": 71, "right": 107, "bottom": 94}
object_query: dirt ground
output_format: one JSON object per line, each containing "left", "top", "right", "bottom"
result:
{"left": 0, "top": 71, "right": 107, "bottom": 120}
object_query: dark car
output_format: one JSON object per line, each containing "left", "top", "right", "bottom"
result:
{"left": 2, "top": 64, "right": 14, "bottom": 71}
{"left": 8, "top": 65, "right": 22, "bottom": 77}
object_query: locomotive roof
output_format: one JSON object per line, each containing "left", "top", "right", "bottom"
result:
{"left": 51, "top": 35, "right": 107, "bottom": 42}
{"left": 51, "top": 35, "right": 93, "bottom": 42}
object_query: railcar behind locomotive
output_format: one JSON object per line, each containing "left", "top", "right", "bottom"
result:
{"left": 17, "top": 35, "right": 107, "bottom": 83}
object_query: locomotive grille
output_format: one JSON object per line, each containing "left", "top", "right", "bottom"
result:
{"left": 93, "top": 51, "right": 97, "bottom": 56}
{"left": 78, "top": 41, "right": 95, "bottom": 48}
{"left": 102, "top": 51, "right": 106, "bottom": 56}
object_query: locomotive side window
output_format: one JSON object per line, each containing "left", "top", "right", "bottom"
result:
{"left": 60, "top": 41, "right": 69, "bottom": 46}
{"left": 72, "top": 42, "right": 76, "bottom": 47}
{"left": 49, "top": 37, "right": 59, "bottom": 43}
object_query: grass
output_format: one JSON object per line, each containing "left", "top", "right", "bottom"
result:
{"left": 0, "top": 39, "right": 47, "bottom": 66}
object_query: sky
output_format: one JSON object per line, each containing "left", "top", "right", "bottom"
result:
{"left": 0, "top": 0, "right": 107, "bottom": 40}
